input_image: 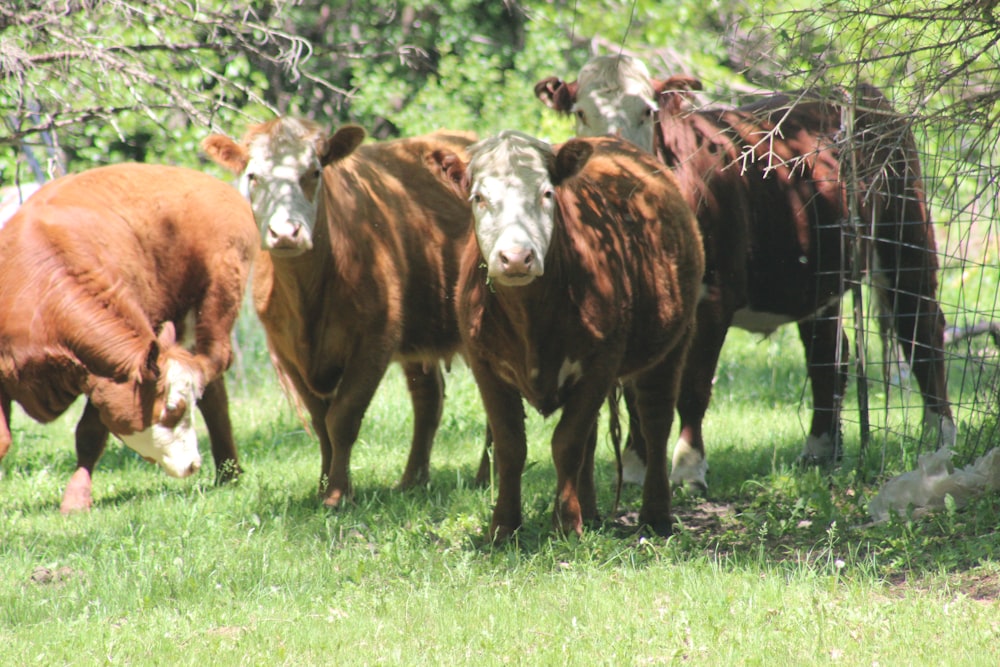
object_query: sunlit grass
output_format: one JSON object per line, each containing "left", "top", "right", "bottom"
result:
{"left": 1, "top": 319, "right": 998, "bottom": 664}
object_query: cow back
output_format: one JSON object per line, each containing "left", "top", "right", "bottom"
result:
{"left": 0, "top": 163, "right": 257, "bottom": 422}
{"left": 311, "top": 131, "right": 475, "bottom": 361}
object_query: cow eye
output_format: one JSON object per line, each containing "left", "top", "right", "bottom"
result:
{"left": 575, "top": 109, "right": 586, "bottom": 124}
{"left": 471, "top": 193, "right": 485, "bottom": 208}
{"left": 542, "top": 188, "right": 554, "bottom": 201}
{"left": 246, "top": 173, "right": 258, "bottom": 187}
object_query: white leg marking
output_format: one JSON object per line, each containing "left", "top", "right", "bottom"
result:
{"left": 621, "top": 448, "right": 646, "bottom": 486}
{"left": 557, "top": 358, "right": 583, "bottom": 391}
{"left": 925, "top": 409, "right": 958, "bottom": 449}
{"left": 799, "top": 432, "right": 836, "bottom": 464}
{"left": 670, "top": 434, "right": 708, "bottom": 491}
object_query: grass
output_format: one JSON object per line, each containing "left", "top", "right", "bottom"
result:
{"left": 2, "top": 323, "right": 999, "bottom": 665}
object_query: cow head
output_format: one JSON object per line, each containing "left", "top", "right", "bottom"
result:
{"left": 535, "top": 55, "right": 704, "bottom": 154}
{"left": 432, "top": 130, "right": 593, "bottom": 287}
{"left": 89, "top": 322, "right": 205, "bottom": 478}
{"left": 202, "top": 119, "right": 366, "bottom": 257}
{"left": 536, "top": 55, "right": 662, "bottom": 153}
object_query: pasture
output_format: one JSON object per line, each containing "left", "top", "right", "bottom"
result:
{"left": 2, "top": 313, "right": 998, "bottom": 665}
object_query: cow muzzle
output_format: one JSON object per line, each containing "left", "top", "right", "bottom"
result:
{"left": 264, "top": 219, "right": 313, "bottom": 255}
{"left": 491, "top": 244, "right": 542, "bottom": 286}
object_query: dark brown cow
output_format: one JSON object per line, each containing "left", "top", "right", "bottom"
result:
{"left": 432, "top": 131, "right": 704, "bottom": 540}
{"left": 535, "top": 55, "right": 954, "bottom": 490}
{"left": 203, "top": 118, "right": 474, "bottom": 507}
{"left": 0, "top": 163, "right": 258, "bottom": 512}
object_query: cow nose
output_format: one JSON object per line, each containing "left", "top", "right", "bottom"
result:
{"left": 268, "top": 221, "right": 302, "bottom": 244}
{"left": 187, "top": 460, "right": 201, "bottom": 476}
{"left": 498, "top": 246, "right": 535, "bottom": 275}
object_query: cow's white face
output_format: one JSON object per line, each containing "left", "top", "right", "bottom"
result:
{"left": 118, "top": 358, "right": 203, "bottom": 478}
{"left": 573, "top": 55, "right": 658, "bottom": 153}
{"left": 242, "top": 130, "right": 323, "bottom": 256}
{"left": 467, "top": 132, "right": 558, "bottom": 287}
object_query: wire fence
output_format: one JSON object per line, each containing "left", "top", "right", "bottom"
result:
{"left": 842, "top": 130, "right": 1000, "bottom": 471}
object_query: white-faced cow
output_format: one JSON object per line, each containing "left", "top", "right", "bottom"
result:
{"left": 202, "top": 118, "right": 474, "bottom": 507}
{"left": 432, "top": 131, "right": 704, "bottom": 541}
{"left": 0, "top": 163, "right": 258, "bottom": 512}
{"left": 535, "top": 55, "right": 954, "bottom": 491}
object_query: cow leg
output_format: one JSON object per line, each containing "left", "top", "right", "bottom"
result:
{"left": 631, "top": 343, "right": 689, "bottom": 536}
{"left": 320, "top": 366, "right": 386, "bottom": 508}
{"left": 797, "top": 306, "right": 849, "bottom": 464}
{"left": 874, "top": 240, "right": 955, "bottom": 449}
{"left": 321, "top": 400, "right": 366, "bottom": 508}
{"left": 198, "top": 376, "right": 242, "bottom": 484}
{"left": 890, "top": 292, "right": 954, "bottom": 448}
{"left": 866, "top": 123, "right": 955, "bottom": 448}
{"left": 576, "top": 423, "right": 599, "bottom": 526}
{"left": 469, "top": 362, "right": 526, "bottom": 542}
{"left": 619, "top": 383, "right": 646, "bottom": 485}
{"left": 301, "top": 394, "right": 336, "bottom": 500}
{"left": 550, "top": 382, "right": 608, "bottom": 537}
{"left": 0, "top": 390, "right": 11, "bottom": 462}
{"left": 473, "top": 423, "right": 493, "bottom": 487}
{"left": 670, "top": 298, "right": 731, "bottom": 493}
{"left": 398, "top": 361, "right": 444, "bottom": 489}
{"left": 61, "top": 400, "right": 109, "bottom": 514}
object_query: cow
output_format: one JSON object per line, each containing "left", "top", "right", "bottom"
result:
{"left": 202, "top": 118, "right": 474, "bottom": 507}
{"left": 535, "top": 55, "right": 955, "bottom": 491}
{"left": 431, "top": 130, "right": 704, "bottom": 541}
{"left": 0, "top": 163, "right": 258, "bottom": 512}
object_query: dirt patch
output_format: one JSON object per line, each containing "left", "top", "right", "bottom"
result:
{"left": 29, "top": 566, "right": 80, "bottom": 586}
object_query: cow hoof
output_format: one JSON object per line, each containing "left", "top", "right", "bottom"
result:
{"left": 798, "top": 433, "right": 841, "bottom": 466}
{"left": 489, "top": 523, "right": 519, "bottom": 544}
{"left": 397, "top": 468, "right": 431, "bottom": 491}
{"left": 676, "top": 479, "right": 708, "bottom": 497}
{"left": 215, "top": 460, "right": 243, "bottom": 485}
{"left": 552, "top": 513, "right": 584, "bottom": 538}
{"left": 671, "top": 436, "right": 708, "bottom": 492}
{"left": 59, "top": 497, "right": 92, "bottom": 514}
{"left": 620, "top": 448, "right": 646, "bottom": 486}
{"left": 638, "top": 515, "right": 675, "bottom": 538}
{"left": 322, "top": 488, "right": 351, "bottom": 509}
{"left": 60, "top": 468, "right": 93, "bottom": 514}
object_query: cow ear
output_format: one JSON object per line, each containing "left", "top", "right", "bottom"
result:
{"left": 320, "top": 125, "right": 366, "bottom": 166}
{"left": 552, "top": 139, "right": 593, "bottom": 185}
{"left": 201, "top": 134, "right": 249, "bottom": 174}
{"left": 656, "top": 75, "right": 702, "bottom": 115}
{"left": 534, "top": 77, "right": 578, "bottom": 114}
{"left": 141, "top": 321, "right": 177, "bottom": 382}
{"left": 426, "top": 149, "right": 469, "bottom": 198}
{"left": 656, "top": 74, "right": 703, "bottom": 94}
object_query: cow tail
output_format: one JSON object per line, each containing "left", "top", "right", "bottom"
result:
{"left": 608, "top": 384, "right": 624, "bottom": 516}
{"left": 267, "top": 342, "right": 314, "bottom": 437}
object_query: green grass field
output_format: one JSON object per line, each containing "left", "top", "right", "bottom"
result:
{"left": 2, "top": 321, "right": 999, "bottom": 665}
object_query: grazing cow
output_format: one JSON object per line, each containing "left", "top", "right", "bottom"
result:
{"left": 432, "top": 131, "right": 703, "bottom": 540}
{"left": 535, "top": 55, "right": 955, "bottom": 490}
{"left": 0, "top": 163, "right": 258, "bottom": 512}
{"left": 202, "top": 118, "right": 474, "bottom": 507}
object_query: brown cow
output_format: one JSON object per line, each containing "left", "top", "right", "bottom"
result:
{"left": 0, "top": 163, "right": 258, "bottom": 512}
{"left": 202, "top": 118, "right": 474, "bottom": 507}
{"left": 432, "top": 131, "right": 704, "bottom": 541}
{"left": 535, "top": 55, "right": 955, "bottom": 491}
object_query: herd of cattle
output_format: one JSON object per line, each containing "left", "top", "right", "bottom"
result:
{"left": 0, "top": 55, "right": 955, "bottom": 541}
